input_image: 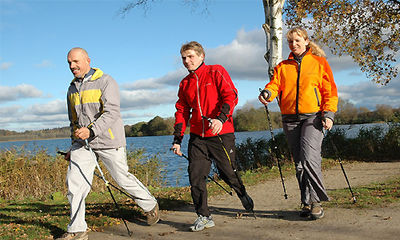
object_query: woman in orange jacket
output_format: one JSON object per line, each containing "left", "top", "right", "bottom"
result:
{"left": 259, "top": 27, "right": 338, "bottom": 220}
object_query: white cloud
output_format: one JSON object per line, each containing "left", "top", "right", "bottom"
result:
{"left": 0, "top": 102, "right": 69, "bottom": 131}
{"left": 34, "top": 60, "right": 53, "bottom": 68}
{"left": 0, "top": 105, "right": 22, "bottom": 118}
{"left": 120, "top": 28, "right": 366, "bottom": 93}
{"left": 0, "top": 62, "right": 13, "bottom": 70}
{"left": 120, "top": 89, "right": 177, "bottom": 110}
{"left": 326, "top": 53, "right": 360, "bottom": 72}
{"left": 122, "top": 111, "right": 158, "bottom": 119}
{"left": 339, "top": 77, "right": 400, "bottom": 109}
{"left": 0, "top": 84, "right": 43, "bottom": 103}
{"left": 28, "top": 99, "right": 67, "bottom": 115}
{"left": 122, "top": 68, "right": 187, "bottom": 90}
{"left": 207, "top": 29, "right": 268, "bottom": 80}
{"left": 236, "top": 99, "right": 280, "bottom": 113}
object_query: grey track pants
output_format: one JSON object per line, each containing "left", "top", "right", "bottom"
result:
{"left": 283, "top": 115, "right": 329, "bottom": 205}
{"left": 66, "top": 143, "right": 157, "bottom": 233}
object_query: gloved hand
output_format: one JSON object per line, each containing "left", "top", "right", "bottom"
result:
{"left": 258, "top": 89, "right": 269, "bottom": 105}
{"left": 322, "top": 117, "right": 333, "bottom": 130}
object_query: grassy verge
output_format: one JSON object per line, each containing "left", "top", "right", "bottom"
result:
{"left": 0, "top": 159, "right": 296, "bottom": 240}
{"left": 2, "top": 159, "right": 399, "bottom": 239}
{"left": 326, "top": 176, "right": 400, "bottom": 209}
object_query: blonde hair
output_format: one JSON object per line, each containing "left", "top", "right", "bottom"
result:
{"left": 286, "top": 27, "right": 326, "bottom": 57}
{"left": 180, "top": 41, "right": 205, "bottom": 57}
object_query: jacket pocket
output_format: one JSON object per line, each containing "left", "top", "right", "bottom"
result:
{"left": 314, "top": 88, "right": 320, "bottom": 106}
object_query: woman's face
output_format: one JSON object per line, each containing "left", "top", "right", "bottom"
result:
{"left": 288, "top": 32, "right": 309, "bottom": 57}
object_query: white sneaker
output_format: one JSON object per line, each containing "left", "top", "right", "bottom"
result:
{"left": 56, "top": 230, "right": 89, "bottom": 240}
{"left": 311, "top": 202, "right": 324, "bottom": 220}
{"left": 190, "top": 215, "right": 215, "bottom": 232}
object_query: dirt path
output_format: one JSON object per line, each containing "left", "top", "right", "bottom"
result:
{"left": 89, "top": 161, "right": 400, "bottom": 240}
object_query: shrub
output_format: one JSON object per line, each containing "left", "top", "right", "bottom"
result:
{"left": 235, "top": 133, "right": 291, "bottom": 171}
{"left": 322, "top": 123, "right": 400, "bottom": 161}
{"left": 0, "top": 147, "right": 165, "bottom": 201}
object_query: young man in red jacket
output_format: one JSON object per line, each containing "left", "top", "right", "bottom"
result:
{"left": 172, "top": 41, "right": 254, "bottom": 232}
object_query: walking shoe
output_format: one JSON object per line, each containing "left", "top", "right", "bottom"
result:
{"left": 310, "top": 202, "right": 324, "bottom": 220}
{"left": 146, "top": 202, "right": 160, "bottom": 225}
{"left": 239, "top": 193, "right": 254, "bottom": 211}
{"left": 56, "top": 231, "right": 89, "bottom": 240}
{"left": 190, "top": 215, "right": 215, "bottom": 232}
{"left": 299, "top": 204, "right": 311, "bottom": 217}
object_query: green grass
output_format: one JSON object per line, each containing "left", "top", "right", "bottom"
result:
{"left": 0, "top": 160, "right": 296, "bottom": 239}
{"left": 0, "top": 191, "right": 143, "bottom": 240}
{"left": 326, "top": 177, "right": 400, "bottom": 209}
{"left": 1, "top": 158, "right": 399, "bottom": 239}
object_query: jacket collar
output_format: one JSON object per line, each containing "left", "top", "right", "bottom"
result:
{"left": 189, "top": 62, "right": 206, "bottom": 74}
{"left": 71, "top": 68, "right": 103, "bottom": 83}
{"left": 288, "top": 48, "right": 310, "bottom": 61}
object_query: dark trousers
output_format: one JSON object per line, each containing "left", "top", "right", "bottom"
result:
{"left": 188, "top": 133, "right": 246, "bottom": 217}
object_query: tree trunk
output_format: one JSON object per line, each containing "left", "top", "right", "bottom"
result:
{"left": 262, "top": 0, "right": 285, "bottom": 79}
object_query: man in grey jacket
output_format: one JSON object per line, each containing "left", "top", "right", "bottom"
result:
{"left": 57, "top": 47, "right": 159, "bottom": 240}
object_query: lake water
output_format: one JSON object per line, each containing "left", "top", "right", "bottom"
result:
{"left": 0, "top": 123, "right": 386, "bottom": 187}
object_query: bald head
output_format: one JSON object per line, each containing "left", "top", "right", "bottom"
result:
{"left": 67, "top": 47, "right": 91, "bottom": 78}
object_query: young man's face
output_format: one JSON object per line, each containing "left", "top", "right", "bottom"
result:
{"left": 67, "top": 49, "right": 91, "bottom": 78}
{"left": 181, "top": 49, "right": 204, "bottom": 71}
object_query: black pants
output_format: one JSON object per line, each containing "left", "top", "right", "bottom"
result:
{"left": 188, "top": 133, "right": 246, "bottom": 217}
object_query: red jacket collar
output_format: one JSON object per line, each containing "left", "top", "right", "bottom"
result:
{"left": 189, "top": 62, "right": 206, "bottom": 74}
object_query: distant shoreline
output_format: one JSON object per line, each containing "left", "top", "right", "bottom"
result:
{"left": 0, "top": 137, "right": 69, "bottom": 143}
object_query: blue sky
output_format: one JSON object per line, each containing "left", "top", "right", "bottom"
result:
{"left": 1, "top": 0, "right": 399, "bottom": 132}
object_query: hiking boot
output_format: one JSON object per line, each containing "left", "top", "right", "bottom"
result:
{"left": 146, "top": 202, "right": 160, "bottom": 226}
{"left": 311, "top": 202, "right": 324, "bottom": 220}
{"left": 56, "top": 231, "right": 89, "bottom": 240}
{"left": 190, "top": 215, "right": 215, "bottom": 232}
{"left": 299, "top": 204, "right": 311, "bottom": 217}
{"left": 239, "top": 193, "right": 254, "bottom": 211}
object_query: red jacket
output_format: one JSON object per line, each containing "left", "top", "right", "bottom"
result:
{"left": 173, "top": 63, "right": 238, "bottom": 144}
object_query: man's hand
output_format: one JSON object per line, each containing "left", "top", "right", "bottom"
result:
{"left": 210, "top": 119, "right": 223, "bottom": 135}
{"left": 322, "top": 118, "right": 333, "bottom": 130}
{"left": 57, "top": 150, "right": 71, "bottom": 161}
{"left": 74, "top": 127, "right": 90, "bottom": 140}
{"left": 171, "top": 144, "right": 182, "bottom": 156}
{"left": 64, "top": 151, "right": 71, "bottom": 161}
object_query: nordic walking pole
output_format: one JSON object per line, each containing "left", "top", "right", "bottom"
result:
{"left": 170, "top": 149, "right": 233, "bottom": 196}
{"left": 323, "top": 130, "right": 357, "bottom": 203}
{"left": 259, "top": 89, "right": 288, "bottom": 199}
{"left": 84, "top": 140, "right": 133, "bottom": 236}
{"left": 202, "top": 116, "right": 257, "bottom": 219}
{"left": 264, "top": 104, "right": 288, "bottom": 199}
{"left": 57, "top": 151, "right": 145, "bottom": 202}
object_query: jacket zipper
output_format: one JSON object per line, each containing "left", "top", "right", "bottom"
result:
{"left": 295, "top": 59, "right": 301, "bottom": 116}
{"left": 194, "top": 72, "right": 205, "bottom": 137}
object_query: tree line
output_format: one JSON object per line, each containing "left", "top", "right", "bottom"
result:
{"left": 125, "top": 100, "right": 399, "bottom": 136}
{"left": 1, "top": 101, "right": 399, "bottom": 141}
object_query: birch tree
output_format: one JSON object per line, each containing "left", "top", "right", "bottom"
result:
{"left": 262, "top": 0, "right": 285, "bottom": 79}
